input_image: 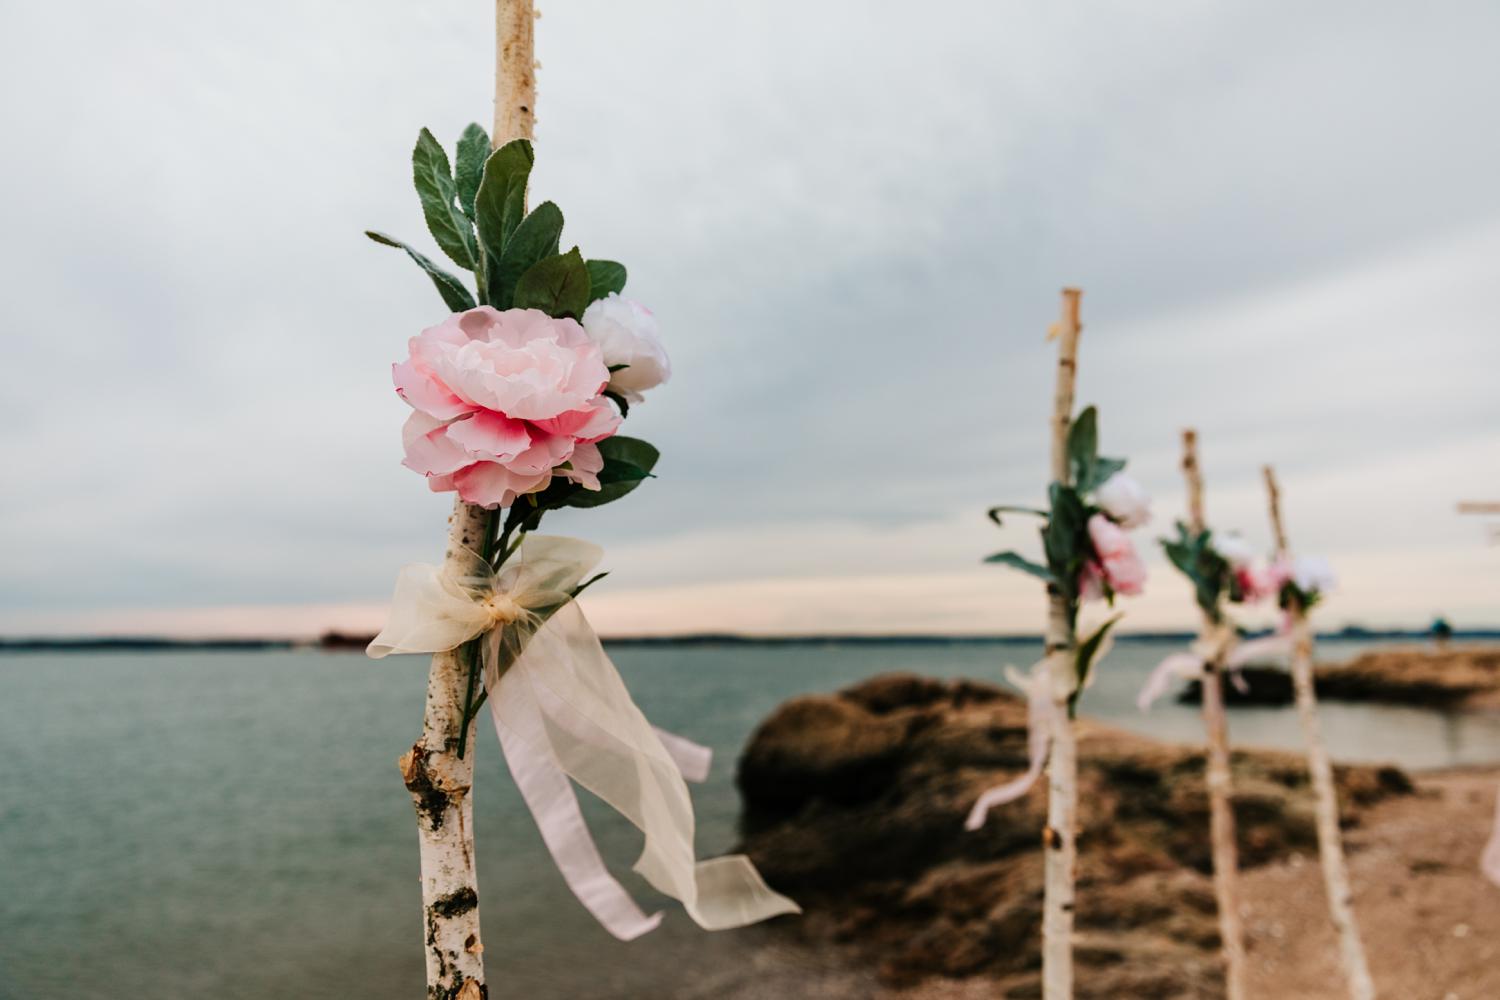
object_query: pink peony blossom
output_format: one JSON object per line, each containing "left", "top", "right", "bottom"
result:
{"left": 1086, "top": 514, "right": 1147, "bottom": 598}
{"left": 393, "top": 307, "right": 621, "bottom": 508}
{"left": 1235, "top": 563, "right": 1279, "bottom": 604}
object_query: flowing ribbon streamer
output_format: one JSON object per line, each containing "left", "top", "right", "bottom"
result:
{"left": 368, "top": 535, "right": 800, "bottom": 940}
{"left": 965, "top": 653, "right": 1066, "bottom": 831}
{"left": 1484, "top": 783, "right": 1500, "bottom": 887}
{"left": 1136, "top": 625, "right": 1292, "bottom": 711}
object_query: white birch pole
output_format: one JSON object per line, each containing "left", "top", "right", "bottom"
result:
{"left": 1181, "top": 429, "right": 1248, "bottom": 1000}
{"left": 1041, "top": 288, "right": 1083, "bottom": 1000}
{"left": 400, "top": 5, "right": 537, "bottom": 998}
{"left": 1264, "top": 465, "right": 1376, "bottom": 1000}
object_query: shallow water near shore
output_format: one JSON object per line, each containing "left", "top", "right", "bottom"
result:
{"left": 1, "top": 639, "right": 1497, "bottom": 999}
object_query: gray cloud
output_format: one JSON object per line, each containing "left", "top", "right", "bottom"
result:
{"left": 2, "top": 0, "right": 1498, "bottom": 629}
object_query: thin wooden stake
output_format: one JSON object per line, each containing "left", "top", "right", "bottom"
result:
{"left": 1264, "top": 465, "right": 1376, "bottom": 1000}
{"left": 1041, "top": 288, "right": 1083, "bottom": 1000}
{"left": 1182, "top": 429, "right": 1248, "bottom": 1000}
{"left": 405, "top": 5, "right": 539, "bottom": 997}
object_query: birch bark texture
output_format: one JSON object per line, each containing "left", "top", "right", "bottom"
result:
{"left": 1181, "top": 430, "right": 1248, "bottom": 1000}
{"left": 1041, "top": 288, "right": 1083, "bottom": 1000}
{"left": 403, "top": 4, "right": 539, "bottom": 997}
{"left": 1264, "top": 465, "right": 1376, "bottom": 1000}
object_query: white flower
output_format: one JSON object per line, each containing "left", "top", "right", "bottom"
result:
{"left": 1093, "top": 472, "right": 1151, "bottom": 529}
{"left": 1213, "top": 532, "right": 1256, "bottom": 568}
{"left": 1293, "top": 554, "right": 1336, "bottom": 595}
{"left": 580, "top": 293, "right": 671, "bottom": 403}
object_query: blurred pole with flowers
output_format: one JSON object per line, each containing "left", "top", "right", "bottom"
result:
{"left": 1177, "top": 430, "right": 1248, "bottom": 1000}
{"left": 1264, "top": 465, "right": 1376, "bottom": 1000}
{"left": 972, "top": 289, "right": 1152, "bottom": 999}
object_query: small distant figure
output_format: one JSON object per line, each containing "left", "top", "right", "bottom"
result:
{"left": 1431, "top": 616, "right": 1454, "bottom": 651}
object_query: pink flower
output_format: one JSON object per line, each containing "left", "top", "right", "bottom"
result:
{"left": 393, "top": 307, "right": 621, "bottom": 508}
{"left": 1086, "top": 514, "right": 1147, "bottom": 598}
{"left": 1234, "top": 564, "right": 1278, "bottom": 604}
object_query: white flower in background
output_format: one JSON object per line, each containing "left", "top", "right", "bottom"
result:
{"left": 1213, "top": 532, "right": 1256, "bottom": 568}
{"left": 1293, "top": 554, "right": 1337, "bottom": 595}
{"left": 580, "top": 293, "right": 671, "bottom": 403}
{"left": 1094, "top": 472, "right": 1151, "bottom": 528}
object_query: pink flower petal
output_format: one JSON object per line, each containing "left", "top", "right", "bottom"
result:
{"left": 532, "top": 400, "right": 622, "bottom": 444}
{"left": 392, "top": 360, "right": 474, "bottom": 421}
{"left": 401, "top": 413, "right": 475, "bottom": 477}
{"left": 453, "top": 462, "right": 551, "bottom": 509}
{"left": 445, "top": 410, "right": 532, "bottom": 462}
{"left": 561, "top": 442, "right": 604, "bottom": 490}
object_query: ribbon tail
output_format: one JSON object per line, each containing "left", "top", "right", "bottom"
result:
{"left": 488, "top": 684, "right": 665, "bottom": 941}
{"left": 491, "top": 601, "right": 799, "bottom": 935}
{"left": 1483, "top": 783, "right": 1500, "bottom": 887}
{"left": 966, "top": 669, "right": 1052, "bottom": 831}
{"left": 652, "top": 727, "right": 713, "bottom": 784}
{"left": 1138, "top": 652, "right": 1204, "bottom": 712}
{"left": 1225, "top": 633, "right": 1294, "bottom": 670}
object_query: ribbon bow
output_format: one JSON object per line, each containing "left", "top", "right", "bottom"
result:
{"left": 1136, "top": 622, "right": 1293, "bottom": 711}
{"left": 368, "top": 535, "right": 800, "bottom": 940}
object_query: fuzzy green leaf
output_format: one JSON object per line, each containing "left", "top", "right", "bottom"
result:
{"left": 513, "top": 247, "right": 592, "bottom": 319}
{"left": 412, "top": 128, "right": 477, "bottom": 271}
{"left": 474, "top": 139, "right": 535, "bottom": 286}
{"left": 984, "top": 550, "right": 1055, "bottom": 582}
{"left": 489, "top": 201, "right": 564, "bottom": 309}
{"left": 365, "top": 231, "right": 476, "bottom": 312}
{"left": 566, "top": 436, "right": 660, "bottom": 509}
{"left": 1070, "top": 614, "right": 1123, "bottom": 716}
{"left": 1066, "top": 406, "right": 1099, "bottom": 488}
{"left": 584, "top": 260, "right": 627, "bottom": 303}
{"left": 454, "top": 124, "right": 489, "bottom": 222}
{"left": 1043, "top": 483, "right": 1090, "bottom": 610}
{"left": 987, "top": 505, "right": 1048, "bottom": 528}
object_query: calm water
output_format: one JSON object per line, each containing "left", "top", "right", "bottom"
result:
{"left": 1, "top": 640, "right": 1497, "bottom": 999}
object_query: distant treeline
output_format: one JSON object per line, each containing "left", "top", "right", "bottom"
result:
{"left": 2, "top": 626, "right": 1498, "bottom": 654}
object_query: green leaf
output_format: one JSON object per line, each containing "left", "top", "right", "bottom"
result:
{"left": 584, "top": 260, "right": 627, "bottom": 303}
{"left": 987, "top": 505, "right": 1047, "bottom": 528}
{"left": 365, "top": 231, "right": 476, "bottom": 312}
{"left": 566, "top": 436, "right": 660, "bottom": 509}
{"left": 1043, "top": 483, "right": 1090, "bottom": 607}
{"left": 513, "top": 247, "right": 592, "bottom": 318}
{"left": 412, "top": 128, "right": 477, "bottom": 271}
{"left": 454, "top": 123, "right": 489, "bottom": 222}
{"left": 1083, "top": 456, "right": 1127, "bottom": 494}
{"left": 474, "top": 139, "right": 535, "bottom": 289}
{"left": 490, "top": 201, "right": 564, "bottom": 309}
{"left": 1066, "top": 406, "right": 1099, "bottom": 488}
{"left": 1070, "top": 614, "right": 1123, "bottom": 717}
{"left": 983, "top": 550, "right": 1055, "bottom": 582}
{"left": 1160, "top": 521, "right": 1229, "bottom": 620}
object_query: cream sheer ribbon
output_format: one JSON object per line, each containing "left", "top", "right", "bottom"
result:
{"left": 1135, "top": 622, "right": 1285, "bottom": 711}
{"left": 368, "top": 534, "right": 799, "bottom": 940}
{"left": 965, "top": 623, "right": 1119, "bottom": 831}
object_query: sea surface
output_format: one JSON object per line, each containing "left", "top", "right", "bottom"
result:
{"left": 2, "top": 639, "right": 1497, "bottom": 1000}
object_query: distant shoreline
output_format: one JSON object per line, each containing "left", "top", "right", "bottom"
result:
{"left": 2, "top": 628, "right": 1498, "bottom": 653}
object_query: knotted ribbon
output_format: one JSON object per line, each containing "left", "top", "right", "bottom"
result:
{"left": 965, "top": 626, "right": 1117, "bottom": 831}
{"left": 1136, "top": 622, "right": 1290, "bottom": 711}
{"left": 368, "top": 534, "right": 800, "bottom": 940}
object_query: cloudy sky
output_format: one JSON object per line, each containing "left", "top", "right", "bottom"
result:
{"left": 3, "top": 0, "right": 1498, "bottom": 637}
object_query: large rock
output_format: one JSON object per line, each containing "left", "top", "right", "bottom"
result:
{"left": 1178, "top": 646, "right": 1500, "bottom": 708}
{"left": 737, "top": 673, "right": 1412, "bottom": 999}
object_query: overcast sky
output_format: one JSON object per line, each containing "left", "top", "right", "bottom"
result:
{"left": 2, "top": 0, "right": 1498, "bottom": 636}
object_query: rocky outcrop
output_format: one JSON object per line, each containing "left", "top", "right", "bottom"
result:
{"left": 737, "top": 673, "right": 1412, "bottom": 999}
{"left": 1177, "top": 646, "right": 1500, "bottom": 708}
